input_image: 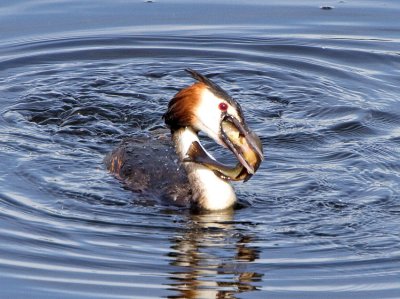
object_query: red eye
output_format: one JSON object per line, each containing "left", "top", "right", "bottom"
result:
{"left": 218, "top": 102, "right": 228, "bottom": 111}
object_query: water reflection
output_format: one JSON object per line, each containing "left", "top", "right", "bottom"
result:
{"left": 167, "top": 211, "right": 262, "bottom": 298}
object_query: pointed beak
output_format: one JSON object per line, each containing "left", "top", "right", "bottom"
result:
{"left": 220, "top": 114, "right": 264, "bottom": 175}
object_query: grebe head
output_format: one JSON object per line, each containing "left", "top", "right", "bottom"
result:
{"left": 164, "top": 69, "right": 263, "bottom": 176}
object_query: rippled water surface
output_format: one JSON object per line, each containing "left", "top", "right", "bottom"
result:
{"left": 1, "top": 1, "right": 400, "bottom": 298}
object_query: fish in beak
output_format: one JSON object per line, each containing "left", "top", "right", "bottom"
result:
{"left": 220, "top": 114, "right": 263, "bottom": 175}
{"left": 184, "top": 114, "right": 263, "bottom": 182}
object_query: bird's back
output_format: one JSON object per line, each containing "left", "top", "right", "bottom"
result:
{"left": 104, "top": 133, "right": 192, "bottom": 206}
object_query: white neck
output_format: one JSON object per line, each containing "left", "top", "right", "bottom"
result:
{"left": 173, "top": 127, "right": 236, "bottom": 211}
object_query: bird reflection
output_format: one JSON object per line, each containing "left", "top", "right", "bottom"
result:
{"left": 167, "top": 210, "right": 262, "bottom": 298}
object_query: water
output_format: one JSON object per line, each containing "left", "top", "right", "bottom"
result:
{"left": 1, "top": 1, "right": 400, "bottom": 298}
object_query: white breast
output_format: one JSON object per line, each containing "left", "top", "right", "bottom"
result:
{"left": 173, "top": 127, "right": 236, "bottom": 210}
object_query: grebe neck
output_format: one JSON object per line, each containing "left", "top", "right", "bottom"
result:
{"left": 172, "top": 127, "right": 236, "bottom": 211}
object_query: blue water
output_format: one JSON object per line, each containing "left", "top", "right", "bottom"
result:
{"left": 1, "top": 1, "right": 400, "bottom": 298}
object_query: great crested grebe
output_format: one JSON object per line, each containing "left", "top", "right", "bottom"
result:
{"left": 105, "top": 69, "right": 263, "bottom": 211}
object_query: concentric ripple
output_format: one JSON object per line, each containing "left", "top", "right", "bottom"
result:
{"left": 1, "top": 5, "right": 400, "bottom": 298}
